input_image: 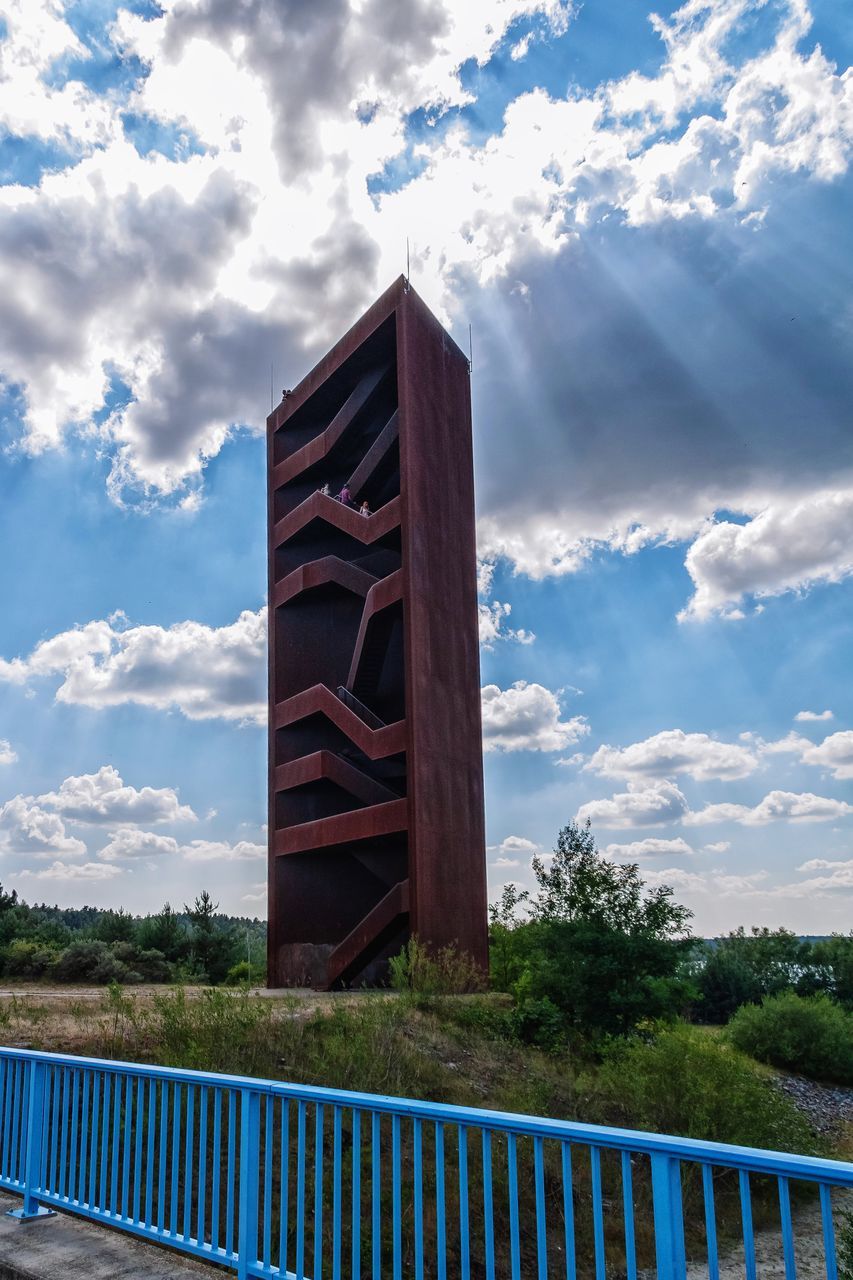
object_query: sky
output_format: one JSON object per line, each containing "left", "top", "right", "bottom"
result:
{"left": 0, "top": 0, "right": 851, "bottom": 935}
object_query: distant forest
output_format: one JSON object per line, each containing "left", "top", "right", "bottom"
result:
{"left": 0, "top": 883, "right": 267, "bottom": 986}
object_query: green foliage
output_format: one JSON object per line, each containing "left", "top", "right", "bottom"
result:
{"left": 809, "top": 933, "right": 853, "bottom": 1009}
{"left": 588, "top": 1024, "right": 817, "bottom": 1153}
{"left": 94, "top": 908, "right": 137, "bottom": 944}
{"left": 2, "top": 939, "right": 59, "bottom": 978}
{"left": 695, "top": 927, "right": 811, "bottom": 1022}
{"left": 530, "top": 820, "right": 692, "bottom": 938}
{"left": 727, "top": 991, "right": 853, "bottom": 1084}
{"left": 226, "top": 959, "right": 266, "bottom": 986}
{"left": 184, "top": 891, "right": 239, "bottom": 985}
{"left": 135, "top": 902, "right": 188, "bottom": 964}
{"left": 489, "top": 822, "right": 695, "bottom": 1045}
{"left": 389, "top": 937, "right": 485, "bottom": 1000}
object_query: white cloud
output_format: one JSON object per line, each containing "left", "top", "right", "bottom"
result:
{"left": 796, "top": 731, "right": 853, "bottom": 781}
{"left": 0, "top": 609, "right": 266, "bottom": 723}
{"left": 180, "top": 839, "right": 265, "bottom": 862}
{"left": 488, "top": 834, "right": 538, "bottom": 866}
{"left": 587, "top": 729, "right": 759, "bottom": 781}
{"left": 99, "top": 829, "right": 182, "bottom": 862}
{"left": 0, "top": 740, "right": 17, "bottom": 766}
{"left": 703, "top": 841, "right": 731, "bottom": 853}
{"left": 576, "top": 780, "right": 690, "bottom": 829}
{"left": 0, "top": 796, "right": 87, "bottom": 859}
{"left": 38, "top": 765, "right": 196, "bottom": 825}
{"left": 643, "top": 867, "right": 770, "bottom": 896}
{"left": 679, "top": 488, "right": 853, "bottom": 621}
{"left": 17, "top": 860, "right": 123, "bottom": 882}
{"left": 478, "top": 599, "right": 535, "bottom": 649}
{"left": 684, "top": 790, "right": 853, "bottom": 826}
{"left": 99, "top": 831, "right": 265, "bottom": 863}
{"left": 481, "top": 681, "right": 589, "bottom": 752}
{"left": 604, "top": 837, "right": 694, "bottom": 859}
{"left": 795, "top": 709, "right": 834, "bottom": 722}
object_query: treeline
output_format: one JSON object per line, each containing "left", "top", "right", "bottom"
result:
{"left": 479, "top": 820, "right": 853, "bottom": 1085}
{"left": 0, "top": 885, "right": 267, "bottom": 987}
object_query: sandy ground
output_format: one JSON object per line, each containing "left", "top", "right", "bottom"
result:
{"left": 683, "top": 1189, "right": 853, "bottom": 1279}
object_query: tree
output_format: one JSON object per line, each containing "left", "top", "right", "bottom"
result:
{"left": 95, "top": 908, "right": 137, "bottom": 945}
{"left": 185, "top": 891, "right": 237, "bottom": 985}
{"left": 137, "top": 902, "right": 187, "bottom": 964}
{"left": 491, "top": 822, "right": 695, "bottom": 1044}
{"left": 530, "top": 820, "right": 691, "bottom": 937}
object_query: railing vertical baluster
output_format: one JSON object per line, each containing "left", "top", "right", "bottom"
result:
{"left": 6, "top": 1059, "right": 53, "bottom": 1220}
{"left": 170, "top": 1082, "right": 181, "bottom": 1238}
{"left": 48, "top": 1065, "right": 59, "bottom": 1194}
{"left": 67, "top": 1070, "right": 79, "bottom": 1205}
{"left": 507, "top": 1131, "right": 520, "bottom": 1280}
{"left": 534, "top": 1134, "right": 547, "bottom": 1280}
{"left": 197, "top": 1087, "right": 208, "bottom": 1247}
{"left": 591, "top": 1146, "right": 605, "bottom": 1280}
{"left": 651, "top": 1153, "right": 686, "bottom": 1280}
{"left": 99, "top": 1071, "right": 111, "bottom": 1211}
{"left": 414, "top": 1118, "right": 425, "bottom": 1280}
{"left": 702, "top": 1163, "right": 719, "bottom": 1280}
{"left": 157, "top": 1081, "right": 168, "bottom": 1233}
{"left": 0, "top": 1060, "right": 10, "bottom": 1183}
{"left": 740, "top": 1169, "right": 757, "bottom": 1280}
{"left": 145, "top": 1078, "right": 156, "bottom": 1229}
{"left": 436, "top": 1121, "right": 447, "bottom": 1280}
{"left": 132, "top": 1078, "right": 143, "bottom": 1224}
{"left": 121, "top": 1076, "right": 132, "bottom": 1221}
{"left": 296, "top": 1101, "right": 307, "bottom": 1280}
{"left": 111, "top": 1073, "right": 121, "bottom": 1215}
{"left": 778, "top": 1175, "right": 796, "bottom": 1280}
{"left": 211, "top": 1089, "right": 222, "bottom": 1252}
{"left": 459, "top": 1126, "right": 470, "bottom": 1280}
{"left": 263, "top": 1095, "right": 273, "bottom": 1270}
{"left": 279, "top": 1100, "right": 290, "bottom": 1275}
{"left": 10, "top": 1061, "right": 21, "bottom": 1188}
{"left": 88, "top": 1072, "right": 100, "bottom": 1210}
{"left": 392, "top": 1113, "right": 402, "bottom": 1280}
{"left": 820, "top": 1183, "right": 838, "bottom": 1280}
{"left": 621, "top": 1150, "right": 637, "bottom": 1280}
{"left": 351, "top": 1109, "right": 361, "bottom": 1280}
{"left": 78, "top": 1072, "right": 90, "bottom": 1206}
{"left": 482, "top": 1129, "right": 495, "bottom": 1280}
{"left": 236, "top": 1087, "right": 260, "bottom": 1280}
{"left": 332, "top": 1105, "right": 342, "bottom": 1280}
{"left": 561, "top": 1143, "right": 576, "bottom": 1280}
{"left": 183, "top": 1083, "right": 195, "bottom": 1241}
{"left": 226, "top": 1090, "right": 237, "bottom": 1259}
{"left": 372, "top": 1112, "right": 381, "bottom": 1280}
{"left": 59, "top": 1069, "right": 70, "bottom": 1202}
{"left": 314, "top": 1102, "right": 325, "bottom": 1280}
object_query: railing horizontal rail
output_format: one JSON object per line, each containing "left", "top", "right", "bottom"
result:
{"left": 0, "top": 1045, "right": 850, "bottom": 1279}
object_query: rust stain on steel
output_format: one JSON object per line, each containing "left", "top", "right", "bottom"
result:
{"left": 267, "top": 276, "right": 488, "bottom": 989}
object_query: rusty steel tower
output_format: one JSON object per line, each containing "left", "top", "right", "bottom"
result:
{"left": 267, "top": 277, "right": 487, "bottom": 988}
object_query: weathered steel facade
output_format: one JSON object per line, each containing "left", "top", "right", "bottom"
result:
{"left": 267, "top": 277, "right": 488, "bottom": 988}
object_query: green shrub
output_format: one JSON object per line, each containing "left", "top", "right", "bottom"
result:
{"left": 389, "top": 937, "right": 485, "bottom": 999}
{"left": 587, "top": 1024, "right": 816, "bottom": 1153}
{"left": 727, "top": 991, "right": 853, "bottom": 1084}
{"left": 225, "top": 959, "right": 266, "bottom": 987}
{"left": 2, "top": 938, "right": 59, "bottom": 978}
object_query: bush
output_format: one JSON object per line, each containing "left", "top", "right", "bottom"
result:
{"left": 588, "top": 1024, "right": 816, "bottom": 1153}
{"left": 2, "top": 939, "right": 59, "bottom": 979}
{"left": 225, "top": 960, "right": 266, "bottom": 987}
{"left": 728, "top": 991, "right": 853, "bottom": 1084}
{"left": 389, "top": 937, "right": 485, "bottom": 999}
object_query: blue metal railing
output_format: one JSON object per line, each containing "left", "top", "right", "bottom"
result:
{"left": 1, "top": 1046, "right": 851, "bottom": 1278}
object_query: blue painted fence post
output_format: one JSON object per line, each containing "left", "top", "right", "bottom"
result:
{"left": 650, "top": 1153, "right": 686, "bottom": 1280}
{"left": 8, "top": 1060, "right": 55, "bottom": 1222}
{"left": 237, "top": 1088, "right": 261, "bottom": 1280}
